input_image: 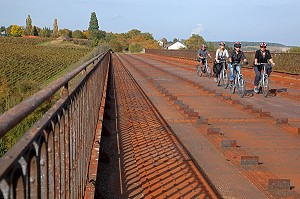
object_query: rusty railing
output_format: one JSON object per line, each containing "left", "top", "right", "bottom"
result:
{"left": 145, "top": 49, "right": 300, "bottom": 74}
{"left": 0, "top": 50, "right": 111, "bottom": 198}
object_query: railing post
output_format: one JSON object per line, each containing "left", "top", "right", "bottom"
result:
{"left": 61, "top": 83, "right": 69, "bottom": 99}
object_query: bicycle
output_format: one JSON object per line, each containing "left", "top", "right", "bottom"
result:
{"left": 230, "top": 63, "right": 246, "bottom": 98}
{"left": 256, "top": 63, "right": 270, "bottom": 97}
{"left": 196, "top": 58, "right": 211, "bottom": 78}
{"left": 216, "top": 57, "right": 229, "bottom": 88}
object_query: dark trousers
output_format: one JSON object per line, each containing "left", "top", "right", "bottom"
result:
{"left": 254, "top": 65, "right": 272, "bottom": 86}
{"left": 213, "top": 63, "right": 222, "bottom": 78}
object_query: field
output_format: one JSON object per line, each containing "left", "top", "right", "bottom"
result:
{"left": 0, "top": 37, "right": 92, "bottom": 113}
{"left": 0, "top": 37, "right": 94, "bottom": 156}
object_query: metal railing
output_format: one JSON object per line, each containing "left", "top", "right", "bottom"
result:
{"left": 145, "top": 49, "right": 300, "bottom": 74}
{"left": 0, "top": 50, "right": 111, "bottom": 198}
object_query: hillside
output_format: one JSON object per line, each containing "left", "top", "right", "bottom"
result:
{"left": 210, "top": 41, "right": 290, "bottom": 52}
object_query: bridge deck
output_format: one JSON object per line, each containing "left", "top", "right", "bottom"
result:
{"left": 95, "top": 53, "right": 300, "bottom": 199}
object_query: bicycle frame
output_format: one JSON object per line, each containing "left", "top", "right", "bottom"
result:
{"left": 257, "top": 63, "right": 270, "bottom": 97}
{"left": 230, "top": 63, "right": 246, "bottom": 98}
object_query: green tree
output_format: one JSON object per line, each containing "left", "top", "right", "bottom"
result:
{"left": 184, "top": 34, "right": 206, "bottom": 50}
{"left": 129, "top": 43, "right": 143, "bottom": 53}
{"left": 39, "top": 27, "right": 51, "bottom": 37}
{"left": 52, "top": 18, "right": 59, "bottom": 38}
{"left": 59, "top": 29, "right": 72, "bottom": 37}
{"left": 109, "top": 39, "right": 123, "bottom": 52}
{"left": 88, "top": 12, "right": 99, "bottom": 31}
{"left": 126, "top": 29, "right": 141, "bottom": 39}
{"left": 24, "top": 15, "right": 33, "bottom": 36}
{"left": 33, "top": 26, "right": 38, "bottom": 36}
{"left": 88, "top": 12, "right": 103, "bottom": 43}
{"left": 9, "top": 25, "right": 24, "bottom": 37}
{"left": 72, "top": 30, "right": 84, "bottom": 39}
{"left": 173, "top": 38, "right": 179, "bottom": 43}
{"left": 1, "top": 26, "right": 6, "bottom": 32}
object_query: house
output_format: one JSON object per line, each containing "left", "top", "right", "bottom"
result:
{"left": 167, "top": 41, "right": 186, "bottom": 50}
{"left": 0, "top": 31, "right": 8, "bottom": 37}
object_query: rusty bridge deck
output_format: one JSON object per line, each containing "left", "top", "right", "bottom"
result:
{"left": 94, "top": 53, "right": 300, "bottom": 199}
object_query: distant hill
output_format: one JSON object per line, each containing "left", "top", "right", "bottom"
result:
{"left": 209, "top": 41, "right": 290, "bottom": 52}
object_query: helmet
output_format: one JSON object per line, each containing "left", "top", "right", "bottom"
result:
{"left": 260, "top": 42, "right": 267, "bottom": 48}
{"left": 234, "top": 42, "right": 241, "bottom": 48}
{"left": 219, "top": 42, "right": 225, "bottom": 46}
{"left": 201, "top": 44, "right": 207, "bottom": 48}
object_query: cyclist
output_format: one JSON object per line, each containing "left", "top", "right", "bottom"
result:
{"left": 197, "top": 44, "right": 212, "bottom": 72}
{"left": 253, "top": 42, "right": 275, "bottom": 93}
{"left": 228, "top": 42, "right": 248, "bottom": 86}
{"left": 214, "top": 42, "right": 229, "bottom": 82}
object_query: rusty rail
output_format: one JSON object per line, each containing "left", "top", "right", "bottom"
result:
{"left": 0, "top": 50, "right": 111, "bottom": 198}
{"left": 145, "top": 49, "right": 300, "bottom": 74}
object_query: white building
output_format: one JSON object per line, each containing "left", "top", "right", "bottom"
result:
{"left": 167, "top": 42, "right": 186, "bottom": 50}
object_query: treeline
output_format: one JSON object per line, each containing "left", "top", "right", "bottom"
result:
{"left": 1, "top": 12, "right": 161, "bottom": 52}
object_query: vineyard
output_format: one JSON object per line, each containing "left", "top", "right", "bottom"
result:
{"left": 0, "top": 37, "right": 93, "bottom": 156}
{"left": 0, "top": 37, "right": 92, "bottom": 113}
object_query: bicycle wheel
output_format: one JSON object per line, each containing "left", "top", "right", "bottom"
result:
{"left": 230, "top": 80, "right": 236, "bottom": 94}
{"left": 206, "top": 65, "right": 212, "bottom": 78}
{"left": 262, "top": 76, "right": 269, "bottom": 97}
{"left": 217, "top": 73, "right": 221, "bottom": 86}
{"left": 196, "top": 64, "right": 200, "bottom": 76}
{"left": 222, "top": 70, "right": 229, "bottom": 89}
{"left": 237, "top": 76, "right": 246, "bottom": 98}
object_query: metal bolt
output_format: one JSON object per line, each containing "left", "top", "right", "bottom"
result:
{"left": 30, "top": 177, "right": 35, "bottom": 184}
{"left": 40, "top": 159, "right": 45, "bottom": 166}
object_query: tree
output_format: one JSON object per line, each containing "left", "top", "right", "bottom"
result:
{"left": 184, "top": 34, "right": 206, "bottom": 50}
{"left": 129, "top": 43, "right": 143, "bottom": 53}
{"left": 59, "top": 29, "right": 72, "bottom": 37}
{"left": 173, "top": 38, "right": 179, "bottom": 43}
{"left": 32, "top": 26, "right": 38, "bottom": 36}
{"left": 9, "top": 25, "right": 24, "bottom": 37}
{"left": 88, "top": 12, "right": 103, "bottom": 42}
{"left": 24, "top": 15, "right": 33, "bottom": 36}
{"left": 52, "top": 18, "right": 59, "bottom": 38}
{"left": 161, "top": 38, "right": 168, "bottom": 45}
{"left": 88, "top": 12, "right": 99, "bottom": 31}
{"left": 0, "top": 26, "right": 6, "bottom": 32}
{"left": 289, "top": 47, "right": 300, "bottom": 53}
{"left": 109, "top": 39, "right": 123, "bottom": 52}
{"left": 82, "top": 30, "right": 89, "bottom": 39}
{"left": 39, "top": 27, "right": 51, "bottom": 37}
{"left": 126, "top": 29, "right": 141, "bottom": 39}
{"left": 72, "top": 30, "right": 84, "bottom": 39}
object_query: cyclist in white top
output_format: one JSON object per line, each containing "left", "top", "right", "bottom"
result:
{"left": 213, "top": 42, "right": 229, "bottom": 82}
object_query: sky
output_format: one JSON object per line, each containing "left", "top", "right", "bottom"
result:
{"left": 1, "top": 0, "right": 300, "bottom": 46}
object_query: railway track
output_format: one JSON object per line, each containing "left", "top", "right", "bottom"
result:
{"left": 111, "top": 54, "right": 219, "bottom": 198}
{"left": 115, "top": 53, "right": 300, "bottom": 198}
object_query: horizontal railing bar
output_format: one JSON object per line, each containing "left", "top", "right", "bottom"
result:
{"left": 0, "top": 50, "right": 109, "bottom": 137}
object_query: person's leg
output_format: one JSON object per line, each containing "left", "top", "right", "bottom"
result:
{"left": 266, "top": 64, "right": 272, "bottom": 77}
{"left": 229, "top": 63, "right": 234, "bottom": 82}
{"left": 253, "top": 66, "right": 261, "bottom": 92}
{"left": 235, "top": 65, "right": 241, "bottom": 75}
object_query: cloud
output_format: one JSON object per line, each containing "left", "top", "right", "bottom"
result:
{"left": 191, "top": 24, "right": 205, "bottom": 35}
{"left": 110, "top": 14, "right": 121, "bottom": 20}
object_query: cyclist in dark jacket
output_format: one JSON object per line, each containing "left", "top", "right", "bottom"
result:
{"left": 253, "top": 42, "right": 275, "bottom": 93}
{"left": 197, "top": 44, "right": 212, "bottom": 71}
{"left": 228, "top": 42, "right": 248, "bottom": 85}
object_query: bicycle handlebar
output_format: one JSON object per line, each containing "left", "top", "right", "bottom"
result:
{"left": 256, "top": 63, "right": 268, "bottom": 65}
